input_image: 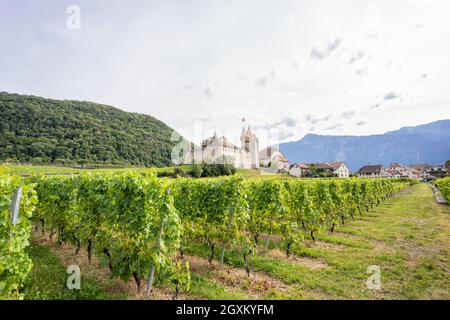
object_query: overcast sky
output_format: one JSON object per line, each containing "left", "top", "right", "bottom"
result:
{"left": 1, "top": 0, "right": 450, "bottom": 147}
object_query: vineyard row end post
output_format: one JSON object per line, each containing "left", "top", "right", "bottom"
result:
{"left": 10, "top": 186, "right": 22, "bottom": 225}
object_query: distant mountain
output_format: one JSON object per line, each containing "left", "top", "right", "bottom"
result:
{"left": 279, "top": 120, "right": 450, "bottom": 171}
{"left": 0, "top": 92, "right": 183, "bottom": 166}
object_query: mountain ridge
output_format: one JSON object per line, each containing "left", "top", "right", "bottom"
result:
{"left": 280, "top": 120, "right": 450, "bottom": 171}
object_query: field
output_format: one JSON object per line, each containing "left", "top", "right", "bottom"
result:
{"left": 0, "top": 164, "right": 183, "bottom": 176}
{"left": 1, "top": 167, "right": 449, "bottom": 300}
{"left": 1, "top": 164, "right": 290, "bottom": 180}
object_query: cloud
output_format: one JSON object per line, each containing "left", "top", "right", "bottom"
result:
{"left": 269, "top": 70, "right": 276, "bottom": 79}
{"left": 383, "top": 92, "right": 400, "bottom": 101}
{"left": 349, "top": 51, "right": 365, "bottom": 64}
{"left": 203, "top": 87, "right": 213, "bottom": 99}
{"left": 323, "top": 114, "right": 331, "bottom": 122}
{"left": 305, "top": 114, "right": 319, "bottom": 125}
{"left": 195, "top": 117, "right": 210, "bottom": 122}
{"left": 356, "top": 121, "right": 366, "bottom": 126}
{"left": 310, "top": 37, "right": 342, "bottom": 60}
{"left": 255, "top": 68, "right": 278, "bottom": 88}
{"left": 290, "top": 61, "right": 299, "bottom": 70}
{"left": 255, "top": 116, "right": 299, "bottom": 131}
{"left": 386, "top": 60, "right": 402, "bottom": 71}
{"left": 371, "top": 103, "right": 382, "bottom": 109}
{"left": 283, "top": 116, "right": 297, "bottom": 127}
{"left": 356, "top": 68, "right": 369, "bottom": 78}
{"left": 255, "top": 77, "right": 268, "bottom": 88}
{"left": 279, "top": 130, "right": 295, "bottom": 140}
{"left": 341, "top": 110, "right": 356, "bottom": 119}
{"left": 325, "top": 123, "right": 343, "bottom": 130}
{"left": 417, "top": 73, "right": 427, "bottom": 81}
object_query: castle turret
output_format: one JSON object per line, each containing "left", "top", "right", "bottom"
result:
{"left": 240, "top": 126, "right": 259, "bottom": 168}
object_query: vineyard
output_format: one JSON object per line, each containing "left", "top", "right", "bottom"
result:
{"left": 436, "top": 177, "right": 450, "bottom": 202}
{"left": 0, "top": 171, "right": 419, "bottom": 300}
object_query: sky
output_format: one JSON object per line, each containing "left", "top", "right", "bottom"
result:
{"left": 1, "top": 0, "right": 450, "bottom": 148}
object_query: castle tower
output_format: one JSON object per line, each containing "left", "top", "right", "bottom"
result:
{"left": 240, "top": 126, "right": 259, "bottom": 168}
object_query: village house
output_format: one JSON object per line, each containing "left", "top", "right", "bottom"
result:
{"left": 316, "top": 162, "right": 335, "bottom": 175}
{"left": 328, "top": 162, "right": 350, "bottom": 178}
{"left": 407, "top": 167, "right": 422, "bottom": 179}
{"left": 289, "top": 161, "right": 350, "bottom": 178}
{"left": 409, "top": 164, "right": 430, "bottom": 175}
{"left": 386, "top": 163, "right": 421, "bottom": 179}
{"left": 386, "top": 169, "right": 402, "bottom": 178}
{"left": 259, "top": 147, "right": 290, "bottom": 172}
{"left": 315, "top": 162, "right": 350, "bottom": 178}
{"left": 356, "top": 165, "right": 386, "bottom": 178}
{"left": 426, "top": 164, "right": 448, "bottom": 179}
{"left": 289, "top": 163, "right": 311, "bottom": 177}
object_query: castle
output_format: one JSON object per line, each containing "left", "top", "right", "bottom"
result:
{"left": 186, "top": 127, "right": 260, "bottom": 169}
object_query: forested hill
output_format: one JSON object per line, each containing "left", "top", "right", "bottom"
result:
{"left": 0, "top": 92, "right": 181, "bottom": 166}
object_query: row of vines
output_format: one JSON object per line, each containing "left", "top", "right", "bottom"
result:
{"left": 436, "top": 177, "right": 450, "bottom": 201}
{"left": 1, "top": 172, "right": 416, "bottom": 299}
{"left": 0, "top": 176, "right": 37, "bottom": 300}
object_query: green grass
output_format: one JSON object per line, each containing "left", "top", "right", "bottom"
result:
{"left": 185, "top": 183, "right": 450, "bottom": 299}
{"left": 236, "top": 168, "right": 294, "bottom": 179}
{"left": 1, "top": 164, "right": 192, "bottom": 176}
{"left": 3, "top": 165, "right": 82, "bottom": 175}
{"left": 23, "top": 244, "right": 127, "bottom": 300}
{"left": 188, "top": 274, "right": 251, "bottom": 300}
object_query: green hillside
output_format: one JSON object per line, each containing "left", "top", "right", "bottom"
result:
{"left": 0, "top": 92, "right": 181, "bottom": 166}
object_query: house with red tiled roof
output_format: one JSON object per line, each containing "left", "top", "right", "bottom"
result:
{"left": 386, "top": 163, "right": 421, "bottom": 179}
{"left": 327, "top": 161, "right": 350, "bottom": 178}
{"left": 289, "top": 161, "right": 349, "bottom": 178}
{"left": 289, "top": 163, "right": 311, "bottom": 177}
{"left": 315, "top": 161, "right": 349, "bottom": 178}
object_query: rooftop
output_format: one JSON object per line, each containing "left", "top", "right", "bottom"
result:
{"left": 357, "top": 165, "right": 384, "bottom": 174}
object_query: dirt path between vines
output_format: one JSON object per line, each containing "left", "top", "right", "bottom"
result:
{"left": 32, "top": 232, "right": 188, "bottom": 300}
{"left": 185, "top": 254, "right": 292, "bottom": 299}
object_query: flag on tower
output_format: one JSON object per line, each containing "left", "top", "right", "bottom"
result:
{"left": 241, "top": 117, "right": 246, "bottom": 122}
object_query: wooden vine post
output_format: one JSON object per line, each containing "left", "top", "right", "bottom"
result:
{"left": 10, "top": 187, "right": 22, "bottom": 225}
{"left": 146, "top": 188, "right": 170, "bottom": 300}
{"left": 220, "top": 206, "right": 235, "bottom": 266}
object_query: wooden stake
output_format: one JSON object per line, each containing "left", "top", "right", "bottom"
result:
{"left": 220, "top": 207, "right": 235, "bottom": 266}
{"left": 10, "top": 187, "right": 22, "bottom": 225}
{"left": 146, "top": 188, "right": 170, "bottom": 300}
